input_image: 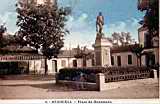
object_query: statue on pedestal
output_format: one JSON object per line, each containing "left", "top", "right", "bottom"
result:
{"left": 96, "top": 12, "right": 104, "bottom": 35}
{"left": 94, "top": 12, "right": 112, "bottom": 67}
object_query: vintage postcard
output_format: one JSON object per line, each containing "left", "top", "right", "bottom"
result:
{"left": 0, "top": 0, "right": 159, "bottom": 104}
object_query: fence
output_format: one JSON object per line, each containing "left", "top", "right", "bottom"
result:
{"left": 104, "top": 68, "right": 151, "bottom": 82}
{"left": 58, "top": 66, "right": 152, "bottom": 83}
{"left": 56, "top": 66, "right": 157, "bottom": 91}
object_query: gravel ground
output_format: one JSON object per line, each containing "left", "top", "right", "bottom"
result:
{"left": 0, "top": 77, "right": 159, "bottom": 99}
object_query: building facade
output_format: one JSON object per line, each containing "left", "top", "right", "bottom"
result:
{"left": 110, "top": 46, "right": 138, "bottom": 67}
{"left": 0, "top": 45, "right": 94, "bottom": 75}
{"left": 138, "top": 26, "right": 159, "bottom": 66}
{"left": 0, "top": 0, "right": 158, "bottom": 75}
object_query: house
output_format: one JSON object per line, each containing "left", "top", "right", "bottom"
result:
{"left": 0, "top": 44, "right": 95, "bottom": 75}
{"left": 137, "top": 0, "right": 159, "bottom": 66}
{"left": 109, "top": 26, "right": 159, "bottom": 67}
{"left": 110, "top": 45, "right": 138, "bottom": 67}
{"left": 0, "top": 0, "right": 158, "bottom": 75}
{"left": 138, "top": 26, "right": 159, "bottom": 66}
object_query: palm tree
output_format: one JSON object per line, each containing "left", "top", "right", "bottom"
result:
{"left": 74, "top": 45, "right": 93, "bottom": 67}
{"left": 130, "top": 43, "right": 144, "bottom": 66}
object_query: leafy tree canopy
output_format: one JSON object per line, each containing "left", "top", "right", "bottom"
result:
{"left": 16, "top": 1, "right": 71, "bottom": 59}
{"left": 139, "top": 0, "right": 158, "bottom": 37}
{"left": 111, "top": 32, "right": 135, "bottom": 46}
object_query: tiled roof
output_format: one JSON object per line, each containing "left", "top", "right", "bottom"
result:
{"left": 58, "top": 50, "right": 76, "bottom": 58}
{"left": 58, "top": 49, "right": 94, "bottom": 58}
{"left": 0, "top": 45, "right": 37, "bottom": 54}
{"left": 111, "top": 44, "right": 136, "bottom": 53}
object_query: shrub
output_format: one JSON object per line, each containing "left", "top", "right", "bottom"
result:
{"left": 58, "top": 67, "right": 104, "bottom": 82}
{"left": 58, "top": 66, "right": 151, "bottom": 82}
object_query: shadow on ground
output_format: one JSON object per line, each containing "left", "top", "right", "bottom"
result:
{"left": 0, "top": 82, "right": 95, "bottom": 92}
{"left": 31, "top": 83, "right": 76, "bottom": 92}
{"left": 0, "top": 75, "right": 55, "bottom": 81}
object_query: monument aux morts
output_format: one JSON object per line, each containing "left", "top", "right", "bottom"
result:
{"left": 93, "top": 12, "right": 112, "bottom": 67}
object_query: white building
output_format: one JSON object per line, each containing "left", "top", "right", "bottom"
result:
{"left": 0, "top": 25, "right": 159, "bottom": 75}
{"left": 0, "top": 45, "right": 94, "bottom": 75}
{"left": 0, "top": 0, "right": 158, "bottom": 75}
{"left": 110, "top": 45, "right": 138, "bottom": 67}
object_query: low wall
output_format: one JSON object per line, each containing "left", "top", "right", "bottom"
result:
{"left": 57, "top": 80, "right": 97, "bottom": 91}
{"left": 56, "top": 70, "right": 158, "bottom": 91}
{"left": 58, "top": 66, "right": 153, "bottom": 83}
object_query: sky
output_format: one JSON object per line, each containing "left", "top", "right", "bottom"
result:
{"left": 0, "top": 0, "right": 144, "bottom": 49}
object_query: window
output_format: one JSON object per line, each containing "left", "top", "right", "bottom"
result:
{"left": 117, "top": 56, "right": 121, "bottom": 66}
{"left": 144, "top": 32, "right": 151, "bottom": 48}
{"left": 92, "top": 59, "right": 95, "bottom": 66}
{"left": 73, "top": 60, "right": 77, "bottom": 67}
{"left": 61, "top": 60, "right": 66, "bottom": 67}
{"left": 128, "top": 55, "right": 132, "bottom": 65}
{"left": 111, "top": 56, "right": 114, "bottom": 65}
{"left": 146, "top": 54, "right": 155, "bottom": 66}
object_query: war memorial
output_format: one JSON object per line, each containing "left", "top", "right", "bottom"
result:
{"left": 0, "top": 0, "right": 159, "bottom": 100}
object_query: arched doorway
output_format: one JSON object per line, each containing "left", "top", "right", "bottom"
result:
{"left": 73, "top": 60, "right": 77, "bottom": 67}
{"left": 52, "top": 60, "right": 57, "bottom": 73}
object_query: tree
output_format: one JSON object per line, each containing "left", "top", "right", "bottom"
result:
{"left": 74, "top": 45, "right": 93, "bottom": 67}
{"left": 139, "top": 0, "right": 159, "bottom": 38}
{"left": 130, "top": 43, "right": 144, "bottom": 66}
{"left": 111, "top": 32, "right": 134, "bottom": 46}
{"left": 74, "top": 45, "right": 86, "bottom": 67}
{"left": 122, "top": 32, "right": 132, "bottom": 44}
{"left": 112, "top": 32, "right": 120, "bottom": 45}
{"left": 16, "top": 1, "right": 71, "bottom": 74}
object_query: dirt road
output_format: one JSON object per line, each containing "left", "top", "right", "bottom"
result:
{"left": 0, "top": 77, "right": 159, "bottom": 99}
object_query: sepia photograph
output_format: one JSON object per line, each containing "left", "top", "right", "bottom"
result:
{"left": 0, "top": 0, "right": 159, "bottom": 103}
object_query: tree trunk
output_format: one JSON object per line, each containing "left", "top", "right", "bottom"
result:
{"left": 44, "top": 58, "right": 48, "bottom": 75}
{"left": 137, "top": 57, "right": 139, "bottom": 66}
{"left": 140, "top": 56, "right": 142, "bottom": 66}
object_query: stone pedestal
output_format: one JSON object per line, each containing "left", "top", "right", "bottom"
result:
{"left": 152, "top": 69, "right": 158, "bottom": 79}
{"left": 94, "top": 33, "right": 112, "bottom": 67}
{"left": 96, "top": 73, "right": 105, "bottom": 91}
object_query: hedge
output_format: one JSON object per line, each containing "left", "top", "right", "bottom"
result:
{"left": 58, "top": 66, "right": 152, "bottom": 83}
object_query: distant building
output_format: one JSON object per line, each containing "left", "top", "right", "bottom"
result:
{"left": 138, "top": 26, "right": 159, "bottom": 66}
{"left": 0, "top": 28, "right": 158, "bottom": 75}
{"left": 137, "top": 0, "right": 159, "bottom": 66}
{"left": 0, "top": 0, "right": 158, "bottom": 75}
{"left": 110, "top": 45, "right": 138, "bottom": 67}
{"left": 109, "top": 0, "right": 159, "bottom": 67}
{"left": 0, "top": 43, "right": 94, "bottom": 75}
